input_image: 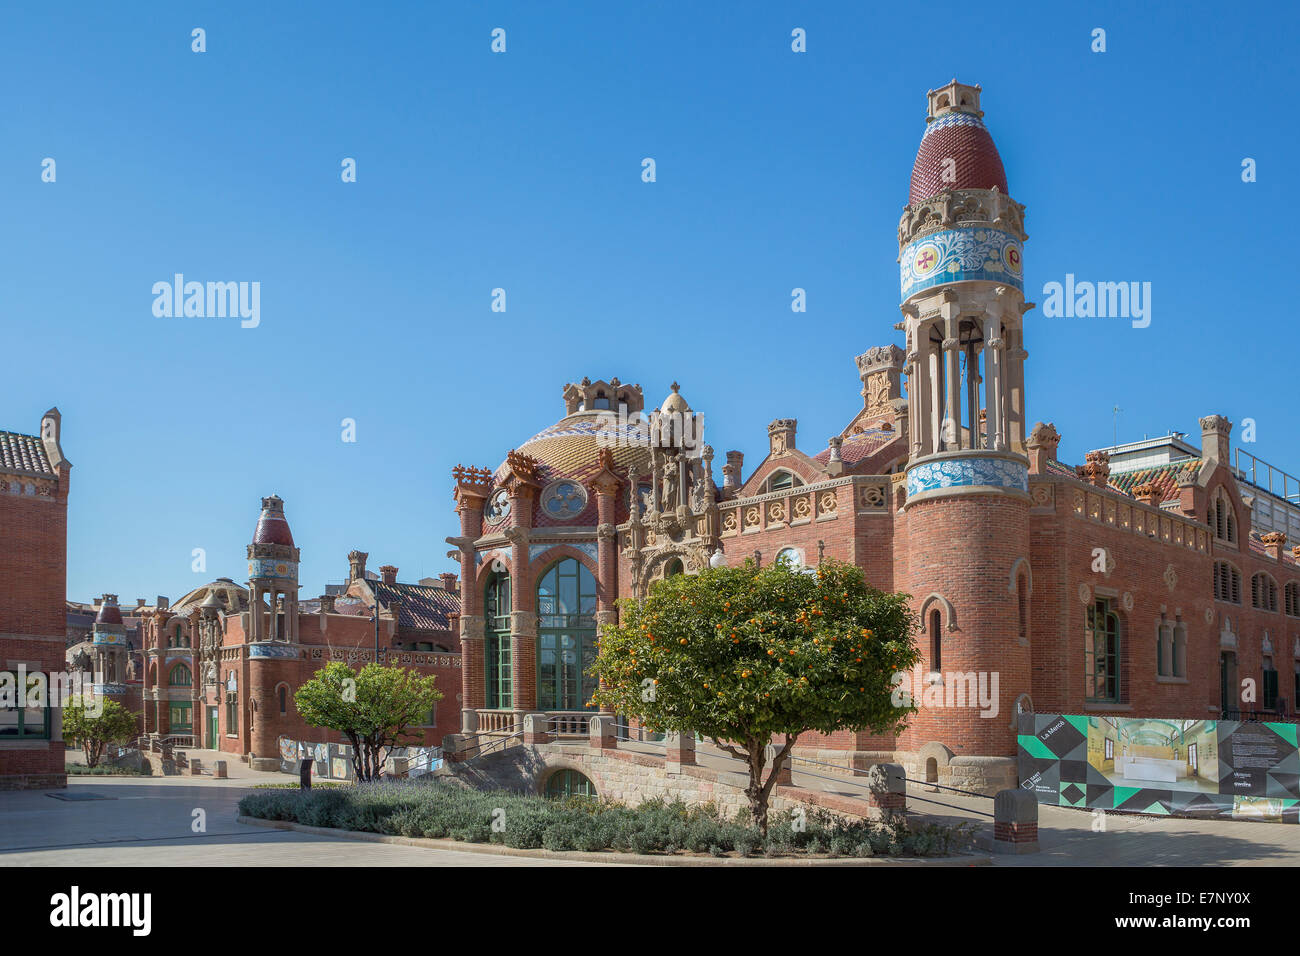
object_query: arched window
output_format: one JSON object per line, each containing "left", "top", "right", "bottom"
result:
{"left": 1214, "top": 562, "right": 1242, "bottom": 604}
{"left": 664, "top": 558, "right": 684, "bottom": 578}
{"left": 1173, "top": 623, "right": 1188, "bottom": 678}
{"left": 1085, "top": 598, "right": 1121, "bottom": 703}
{"left": 1287, "top": 582, "right": 1300, "bottom": 618}
{"left": 1252, "top": 573, "right": 1279, "bottom": 612}
{"left": 1209, "top": 490, "right": 1237, "bottom": 544}
{"left": 545, "top": 769, "right": 596, "bottom": 799}
{"left": 537, "top": 559, "right": 598, "bottom": 711}
{"left": 484, "top": 572, "right": 512, "bottom": 710}
{"left": 1156, "top": 620, "right": 1174, "bottom": 677}
{"left": 775, "top": 547, "right": 802, "bottom": 569}
{"left": 929, "top": 610, "right": 942, "bottom": 672}
{"left": 278, "top": 685, "right": 287, "bottom": 715}
{"left": 168, "top": 663, "right": 192, "bottom": 687}
{"left": 765, "top": 470, "right": 803, "bottom": 493}
{"left": 1016, "top": 573, "right": 1029, "bottom": 644}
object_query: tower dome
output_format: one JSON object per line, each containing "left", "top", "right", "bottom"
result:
{"left": 252, "top": 494, "right": 294, "bottom": 546}
{"left": 93, "top": 594, "right": 124, "bottom": 627}
{"left": 908, "top": 80, "right": 1007, "bottom": 203}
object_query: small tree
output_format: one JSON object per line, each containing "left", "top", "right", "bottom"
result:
{"left": 294, "top": 662, "right": 442, "bottom": 782}
{"left": 63, "top": 698, "right": 139, "bottom": 769}
{"left": 591, "top": 558, "right": 919, "bottom": 833}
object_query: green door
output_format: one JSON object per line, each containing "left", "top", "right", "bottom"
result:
{"left": 208, "top": 706, "right": 218, "bottom": 748}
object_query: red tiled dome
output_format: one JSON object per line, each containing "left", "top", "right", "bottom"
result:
{"left": 94, "top": 599, "right": 124, "bottom": 626}
{"left": 253, "top": 497, "right": 295, "bottom": 547}
{"left": 909, "top": 111, "right": 1008, "bottom": 204}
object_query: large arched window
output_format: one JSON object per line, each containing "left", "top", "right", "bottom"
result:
{"left": 545, "top": 769, "right": 596, "bottom": 799}
{"left": 1286, "top": 582, "right": 1300, "bottom": 618}
{"left": 168, "top": 663, "right": 192, "bottom": 686}
{"left": 1252, "top": 573, "right": 1279, "bottom": 612}
{"left": 1085, "top": 598, "right": 1121, "bottom": 703}
{"left": 765, "top": 470, "right": 803, "bottom": 494}
{"left": 484, "top": 571, "right": 512, "bottom": 710}
{"left": 537, "top": 558, "right": 598, "bottom": 711}
{"left": 1214, "top": 562, "right": 1242, "bottom": 604}
{"left": 1209, "top": 490, "right": 1237, "bottom": 544}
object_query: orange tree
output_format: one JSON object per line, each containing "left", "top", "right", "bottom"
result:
{"left": 590, "top": 557, "right": 919, "bottom": 833}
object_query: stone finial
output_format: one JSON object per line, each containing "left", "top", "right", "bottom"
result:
{"left": 1262, "top": 531, "right": 1287, "bottom": 560}
{"left": 722, "top": 450, "right": 744, "bottom": 491}
{"left": 926, "top": 79, "right": 983, "bottom": 120}
{"left": 348, "top": 550, "right": 369, "bottom": 583}
{"left": 1134, "top": 482, "right": 1160, "bottom": 506}
{"left": 855, "top": 345, "right": 905, "bottom": 418}
{"left": 1199, "top": 415, "right": 1232, "bottom": 464}
{"left": 379, "top": 565, "right": 398, "bottom": 585}
{"left": 319, "top": 593, "right": 337, "bottom": 613}
{"left": 1076, "top": 450, "right": 1111, "bottom": 488}
{"left": 1025, "top": 421, "right": 1061, "bottom": 475}
{"left": 768, "top": 419, "right": 797, "bottom": 456}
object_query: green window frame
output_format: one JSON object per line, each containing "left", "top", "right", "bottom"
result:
{"left": 536, "top": 559, "right": 598, "bottom": 711}
{"left": 168, "top": 663, "right": 192, "bottom": 686}
{"left": 1263, "top": 660, "right": 1279, "bottom": 710}
{"left": 485, "top": 572, "right": 513, "bottom": 710}
{"left": 1085, "top": 598, "right": 1121, "bottom": 703}
{"left": 169, "top": 701, "right": 193, "bottom": 733}
{"left": 0, "top": 671, "right": 52, "bottom": 739}
{"left": 545, "top": 769, "right": 596, "bottom": 799}
{"left": 225, "top": 698, "right": 238, "bottom": 734}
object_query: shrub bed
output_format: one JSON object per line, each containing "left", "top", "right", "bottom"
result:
{"left": 237, "top": 781, "right": 973, "bottom": 858}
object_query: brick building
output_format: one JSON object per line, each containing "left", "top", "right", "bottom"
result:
{"left": 442, "top": 80, "right": 1300, "bottom": 795}
{"left": 0, "top": 408, "right": 71, "bottom": 790}
{"left": 135, "top": 496, "right": 462, "bottom": 770}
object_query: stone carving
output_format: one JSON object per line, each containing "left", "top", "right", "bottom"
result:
{"left": 1164, "top": 564, "right": 1178, "bottom": 591}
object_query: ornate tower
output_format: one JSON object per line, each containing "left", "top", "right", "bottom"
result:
{"left": 90, "top": 594, "right": 128, "bottom": 693}
{"left": 246, "top": 495, "right": 300, "bottom": 643}
{"left": 898, "top": 81, "right": 1033, "bottom": 789}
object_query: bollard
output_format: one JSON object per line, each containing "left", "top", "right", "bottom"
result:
{"left": 189, "top": 758, "right": 202, "bottom": 775}
{"left": 299, "top": 757, "right": 312, "bottom": 791}
{"left": 664, "top": 732, "right": 696, "bottom": 772}
{"left": 214, "top": 760, "right": 227, "bottom": 779}
{"left": 865, "top": 763, "right": 906, "bottom": 815}
{"left": 992, "top": 789, "right": 1039, "bottom": 853}
{"left": 588, "top": 715, "right": 617, "bottom": 751}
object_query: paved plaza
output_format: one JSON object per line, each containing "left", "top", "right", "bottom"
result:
{"left": 0, "top": 746, "right": 1290, "bottom": 866}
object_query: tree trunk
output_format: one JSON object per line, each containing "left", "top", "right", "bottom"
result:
{"left": 744, "top": 738, "right": 769, "bottom": 835}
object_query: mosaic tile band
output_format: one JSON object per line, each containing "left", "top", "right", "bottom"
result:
{"left": 906, "top": 455, "right": 1029, "bottom": 497}
{"left": 248, "top": 558, "right": 298, "bottom": 579}
{"left": 899, "top": 227, "right": 1023, "bottom": 299}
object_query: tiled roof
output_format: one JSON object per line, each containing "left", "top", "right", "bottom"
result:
{"left": 0, "top": 431, "right": 53, "bottom": 476}
{"left": 371, "top": 581, "right": 459, "bottom": 633}
{"left": 1107, "top": 460, "right": 1201, "bottom": 503}
{"left": 910, "top": 111, "right": 1008, "bottom": 203}
{"left": 813, "top": 427, "right": 898, "bottom": 467}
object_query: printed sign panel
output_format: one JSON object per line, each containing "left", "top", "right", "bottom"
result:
{"left": 1017, "top": 714, "right": 1300, "bottom": 824}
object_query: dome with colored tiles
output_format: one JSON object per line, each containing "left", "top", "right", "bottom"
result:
{"left": 908, "top": 80, "right": 1007, "bottom": 204}
{"left": 93, "top": 594, "right": 124, "bottom": 626}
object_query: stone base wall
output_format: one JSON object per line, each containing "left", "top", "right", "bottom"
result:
{"left": 0, "top": 771, "right": 67, "bottom": 791}
{"left": 437, "top": 742, "right": 892, "bottom": 822}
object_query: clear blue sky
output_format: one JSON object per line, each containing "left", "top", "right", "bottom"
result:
{"left": 2, "top": 0, "right": 1295, "bottom": 603}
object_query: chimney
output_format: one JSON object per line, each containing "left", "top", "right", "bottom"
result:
{"left": 157, "top": 596, "right": 169, "bottom": 610}
{"left": 723, "top": 451, "right": 744, "bottom": 491}
{"left": 438, "top": 572, "right": 458, "bottom": 593}
{"left": 379, "top": 565, "right": 398, "bottom": 585}
{"left": 1025, "top": 422, "right": 1061, "bottom": 475}
{"left": 1262, "top": 532, "right": 1287, "bottom": 561}
{"left": 1199, "top": 415, "right": 1232, "bottom": 465}
{"left": 768, "top": 419, "right": 797, "bottom": 456}
{"left": 136, "top": 598, "right": 146, "bottom": 608}
{"left": 93, "top": 597, "right": 102, "bottom": 608}
{"left": 319, "top": 593, "right": 337, "bottom": 613}
{"left": 826, "top": 437, "right": 844, "bottom": 477}
{"left": 348, "top": 550, "right": 369, "bottom": 583}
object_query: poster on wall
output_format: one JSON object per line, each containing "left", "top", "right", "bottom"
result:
{"left": 276, "top": 736, "right": 354, "bottom": 780}
{"left": 1017, "top": 714, "right": 1300, "bottom": 824}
